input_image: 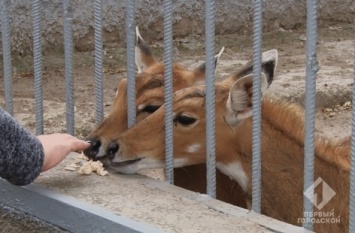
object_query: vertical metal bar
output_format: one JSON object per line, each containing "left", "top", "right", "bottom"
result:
{"left": 63, "top": 0, "right": 74, "bottom": 135}
{"left": 349, "top": 26, "right": 355, "bottom": 233}
{"left": 1, "top": 0, "right": 13, "bottom": 116}
{"left": 163, "top": 0, "right": 174, "bottom": 184}
{"left": 94, "top": 0, "right": 104, "bottom": 124}
{"left": 303, "top": 0, "right": 319, "bottom": 230}
{"left": 125, "top": 0, "right": 136, "bottom": 128}
{"left": 32, "top": 0, "right": 43, "bottom": 135}
{"left": 205, "top": 0, "right": 216, "bottom": 198}
{"left": 251, "top": 0, "right": 263, "bottom": 214}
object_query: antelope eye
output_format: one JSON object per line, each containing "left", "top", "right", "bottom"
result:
{"left": 174, "top": 115, "right": 197, "bottom": 126}
{"left": 141, "top": 105, "right": 160, "bottom": 113}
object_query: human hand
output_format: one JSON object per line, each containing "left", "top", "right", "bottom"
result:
{"left": 37, "top": 133, "right": 90, "bottom": 172}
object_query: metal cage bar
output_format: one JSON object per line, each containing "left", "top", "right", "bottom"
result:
{"left": 303, "top": 0, "right": 319, "bottom": 230}
{"left": 163, "top": 0, "right": 174, "bottom": 184}
{"left": 349, "top": 25, "right": 355, "bottom": 233}
{"left": 94, "top": 0, "right": 104, "bottom": 124}
{"left": 63, "top": 0, "right": 75, "bottom": 135}
{"left": 125, "top": 0, "right": 136, "bottom": 128}
{"left": 32, "top": 0, "right": 43, "bottom": 135}
{"left": 205, "top": 0, "right": 217, "bottom": 198}
{"left": 1, "top": 0, "right": 13, "bottom": 116}
{"left": 251, "top": 0, "right": 263, "bottom": 213}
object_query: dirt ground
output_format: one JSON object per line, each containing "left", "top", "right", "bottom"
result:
{"left": 0, "top": 21, "right": 354, "bottom": 180}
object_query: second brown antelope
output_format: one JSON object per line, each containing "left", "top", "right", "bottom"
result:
{"left": 107, "top": 49, "right": 349, "bottom": 232}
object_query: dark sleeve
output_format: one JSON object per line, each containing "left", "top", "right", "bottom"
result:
{"left": 0, "top": 108, "right": 44, "bottom": 185}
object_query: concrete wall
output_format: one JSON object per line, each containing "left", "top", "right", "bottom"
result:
{"left": 2, "top": 0, "right": 355, "bottom": 51}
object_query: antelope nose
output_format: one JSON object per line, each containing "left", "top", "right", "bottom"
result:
{"left": 107, "top": 142, "right": 119, "bottom": 160}
{"left": 83, "top": 138, "right": 101, "bottom": 160}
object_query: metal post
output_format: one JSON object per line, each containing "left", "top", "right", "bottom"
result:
{"left": 125, "top": 0, "right": 136, "bottom": 128}
{"left": 1, "top": 0, "right": 13, "bottom": 116}
{"left": 349, "top": 25, "right": 355, "bottom": 233}
{"left": 205, "top": 0, "right": 217, "bottom": 198}
{"left": 94, "top": 0, "right": 104, "bottom": 124}
{"left": 63, "top": 0, "right": 75, "bottom": 135}
{"left": 303, "top": 0, "right": 319, "bottom": 230}
{"left": 163, "top": 0, "right": 174, "bottom": 184}
{"left": 251, "top": 0, "right": 263, "bottom": 214}
{"left": 32, "top": 0, "right": 43, "bottom": 135}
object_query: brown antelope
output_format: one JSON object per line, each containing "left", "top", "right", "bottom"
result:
{"left": 84, "top": 26, "right": 224, "bottom": 164}
{"left": 84, "top": 27, "right": 248, "bottom": 207}
{"left": 107, "top": 50, "right": 349, "bottom": 232}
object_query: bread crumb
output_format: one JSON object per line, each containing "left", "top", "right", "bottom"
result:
{"left": 90, "top": 160, "right": 102, "bottom": 172}
{"left": 96, "top": 167, "right": 109, "bottom": 176}
{"left": 78, "top": 160, "right": 108, "bottom": 176}
{"left": 65, "top": 163, "right": 80, "bottom": 171}
{"left": 78, "top": 162, "right": 93, "bottom": 175}
{"left": 65, "top": 152, "right": 108, "bottom": 176}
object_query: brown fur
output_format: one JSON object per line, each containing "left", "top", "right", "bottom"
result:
{"left": 259, "top": 99, "right": 349, "bottom": 232}
{"left": 115, "top": 78, "right": 350, "bottom": 232}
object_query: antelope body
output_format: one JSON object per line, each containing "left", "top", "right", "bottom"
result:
{"left": 109, "top": 51, "right": 349, "bottom": 232}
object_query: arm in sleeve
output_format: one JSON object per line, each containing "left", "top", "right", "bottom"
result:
{"left": 0, "top": 108, "right": 44, "bottom": 185}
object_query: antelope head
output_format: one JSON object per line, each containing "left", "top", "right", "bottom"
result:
{"left": 107, "top": 49, "right": 278, "bottom": 174}
{"left": 84, "top": 26, "right": 225, "bottom": 164}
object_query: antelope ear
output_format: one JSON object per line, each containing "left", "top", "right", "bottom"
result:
{"left": 231, "top": 49, "right": 278, "bottom": 87}
{"left": 192, "top": 46, "right": 225, "bottom": 83}
{"left": 135, "top": 26, "right": 158, "bottom": 73}
{"left": 224, "top": 73, "right": 268, "bottom": 127}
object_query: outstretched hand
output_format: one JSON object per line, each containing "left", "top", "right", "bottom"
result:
{"left": 37, "top": 133, "right": 90, "bottom": 172}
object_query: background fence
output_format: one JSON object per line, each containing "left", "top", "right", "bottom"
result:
{"left": 0, "top": 0, "right": 354, "bottom": 232}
